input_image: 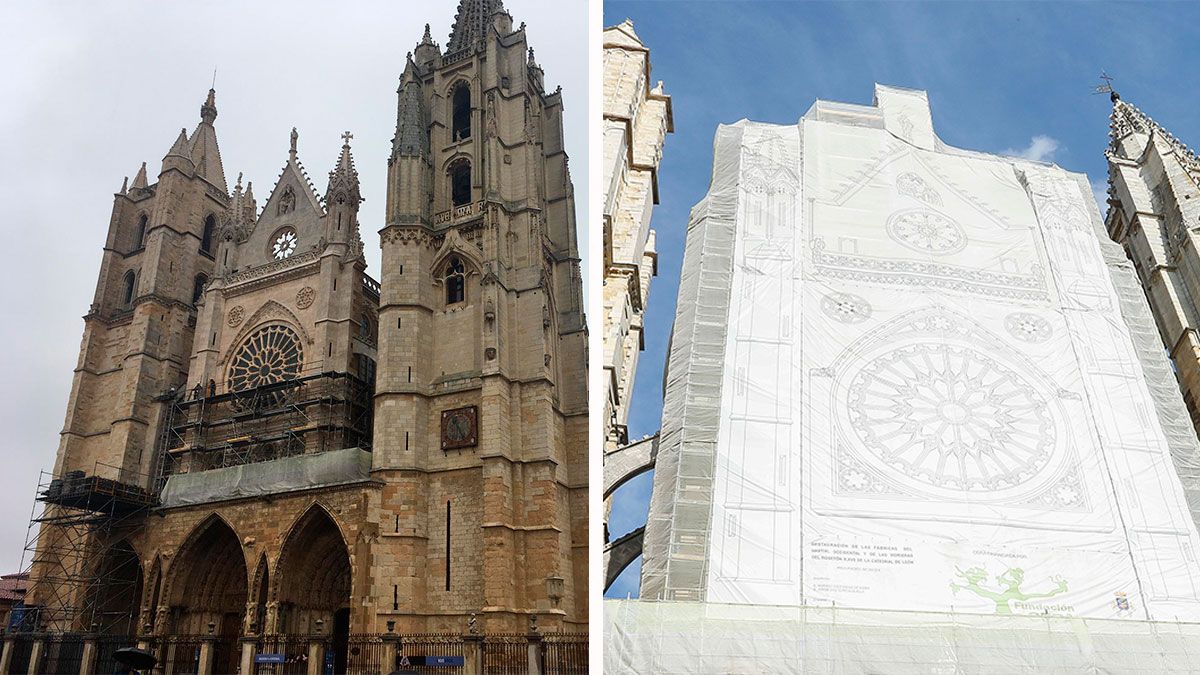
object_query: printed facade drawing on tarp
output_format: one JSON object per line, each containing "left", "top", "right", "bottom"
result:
{"left": 641, "top": 84, "right": 1200, "bottom": 624}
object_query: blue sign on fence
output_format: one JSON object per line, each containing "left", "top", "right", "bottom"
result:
{"left": 255, "top": 653, "right": 286, "bottom": 664}
{"left": 412, "top": 655, "right": 465, "bottom": 667}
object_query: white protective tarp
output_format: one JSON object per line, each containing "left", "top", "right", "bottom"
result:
{"left": 641, "top": 84, "right": 1200, "bottom": 624}
{"left": 604, "top": 599, "right": 1200, "bottom": 674}
{"left": 159, "top": 447, "right": 373, "bottom": 507}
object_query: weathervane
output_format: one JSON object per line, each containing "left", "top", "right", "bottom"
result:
{"left": 1094, "top": 71, "right": 1118, "bottom": 101}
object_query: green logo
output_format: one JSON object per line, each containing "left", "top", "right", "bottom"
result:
{"left": 950, "top": 566, "right": 1068, "bottom": 615}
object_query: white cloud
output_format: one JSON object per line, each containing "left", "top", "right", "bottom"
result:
{"left": 1003, "top": 135, "right": 1061, "bottom": 162}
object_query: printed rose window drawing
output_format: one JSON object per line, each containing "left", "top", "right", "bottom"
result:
{"left": 228, "top": 325, "right": 304, "bottom": 392}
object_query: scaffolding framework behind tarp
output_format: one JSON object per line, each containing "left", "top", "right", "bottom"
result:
{"left": 605, "top": 598, "right": 1200, "bottom": 674}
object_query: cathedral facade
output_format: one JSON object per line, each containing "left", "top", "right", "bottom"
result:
{"left": 16, "top": 0, "right": 586, "bottom": 667}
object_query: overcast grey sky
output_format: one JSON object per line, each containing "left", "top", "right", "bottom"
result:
{"left": 0, "top": 0, "right": 588, "bottom": 574}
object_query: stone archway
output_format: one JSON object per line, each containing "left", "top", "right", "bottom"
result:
{"left": 168, "top": 516, "right": 248, "bottom": 641}
{"left": 88, "top": 540, "right": 143, "bottom": 635}
{"left": 273, "top": 506, "right": 352, "bottom": 638}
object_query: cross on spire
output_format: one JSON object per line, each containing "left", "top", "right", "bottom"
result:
{"left": 341, "top": 131, "right": 354, "bottom": 146}
{"left": 1094, "top": 71, "right": 1118, "bottom": 101}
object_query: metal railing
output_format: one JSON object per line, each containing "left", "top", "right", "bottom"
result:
{"left": 398, "top": 634, "right": 465, "bottom": 673}
{"left": 542, "top": 633, "right": 588, "bottom": 675}
{"left": 1, "top": 629, "right": 588, "bottom": 675}
{"left": 38, "top": 634, "right": 85, "bottom": 675}
{"left": 253, "top": 635, "right": 316, "bottom": 675}
{"left": 5, "top": 636, "right": 33, "bottom": 674}
{"left": 483, "top": 634, "right": 527, "bottom": 675}
{"left": 163, "top": 635, "right": 205, "bottom": 675}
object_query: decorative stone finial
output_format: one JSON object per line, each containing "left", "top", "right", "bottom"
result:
{"left": 200, "top": 88, "right": 218, "bottom": 123}
{"left": 289, "top": 127, "right": 299, "bottom": 159}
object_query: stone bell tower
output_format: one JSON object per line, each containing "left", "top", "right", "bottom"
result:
{"left": 1104, "top": 90, "right": 1200, "bottom": 431}
{"left": 372, "top": 0, "right": 588, "bottom": 631}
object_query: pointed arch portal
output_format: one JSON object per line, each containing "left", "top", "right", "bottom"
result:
{"left": 274, "top": 506, "right": 352, "bottom": 638}
{"left": 88, "top": 540, "right": 143, "bottom": 636}
{"left": 168, "top": 517, "right": 248, "bottom": 642}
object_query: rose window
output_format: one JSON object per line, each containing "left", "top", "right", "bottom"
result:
{"left": 846, "top": 342, "right": 1054, "bottom": 493}
{"left": 1005, "top": 312, "right": 1052, "bottom": 343}
{"left": 228, "top": 325, "right": 304, "bottom": 392}
{"left": 821, "top": 292, "right": 871, "bottom": 324}
{"left": 272, "top": 228, "right": 298, "bottom": 260}
{"left": 886, "top": 209, "right": 966, "bottom": 255}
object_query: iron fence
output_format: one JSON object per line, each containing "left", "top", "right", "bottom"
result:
{"left": 3, "top": 629, "right": 587, "bottom": 675}
{"left": 253, "top": 635, "right": 317, "bottom": 675}
{"left": 542, "top": 633, "right": 588, "bottom": 675}
{"left": 483, "top": 634, "right": 528, "bottom": 675}
{"left": 93, "top": 635, "right": 135, "bottom": 675}
{"left": 344, "top": 634, "right": 384, "bottom": 675}
{"left": 164, "top": 635, "right": 205, "bottom": 675}
{"left": 39, "top": 633, "right": 85, "bottom": 675}
{"left": 397, "top": 634, "right": 465, "bottom": 674}
{"left": 6, "top": 636, "right": 33, "bottom": 675}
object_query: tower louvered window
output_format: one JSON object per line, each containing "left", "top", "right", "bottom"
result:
{"left": 446, "top": 257, "right": 466, "bottom": 305}
{"left": 201, "top": 214, "right": 216, "bottom": 254}
{"left": 452, "top": 83, "right": 471, "bottom": 141}
{"left": 122, "top": 270, "right": 137, "bottom": 308}
{"left": 450, "top": 160, "right": 471, "bottom": 208}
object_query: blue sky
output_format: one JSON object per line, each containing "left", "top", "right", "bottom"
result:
{"left": 603, "top": 0, "right": 1200, "bottom": 599}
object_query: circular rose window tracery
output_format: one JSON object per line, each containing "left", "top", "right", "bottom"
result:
{"left": 846, "top": 342, "right": 1055, "bottom": 493}
{"left": 886, "top": 209, "right": 967, "bottom": 256}
{"left": 228, "top": 325, "right": 304, "bottom": 392}
{"left": 272, "top": 228, "right": 298, "bottom": 260}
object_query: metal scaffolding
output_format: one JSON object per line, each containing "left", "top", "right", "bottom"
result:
{"left": 13, "top": 370, "right": 374, "bottom": 637}
{"left": 155, "top": 370, "right": 374, "bottom": 492}
{"left": 16, "top": 464, "right": 155, "bottom": 635}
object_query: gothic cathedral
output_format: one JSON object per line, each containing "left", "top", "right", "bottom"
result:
{"left": 20, "top": 0, "right": 586, "bottom": 665}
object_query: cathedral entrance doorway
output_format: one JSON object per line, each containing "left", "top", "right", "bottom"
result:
{"left": 275, "top": 506, "right": 352, "bottom": 657}
{"left": 88, "top": 539, "right": 143, "bottom": 635}
{"left": 168, "top": 517, "right": 247, "bottom": 674}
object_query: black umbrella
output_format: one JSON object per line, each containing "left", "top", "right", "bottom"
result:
{"left": 113, "top": 647, "right": 156, "bottom": 673}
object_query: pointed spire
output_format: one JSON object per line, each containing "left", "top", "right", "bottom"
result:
{"left": 422, "top": 23, "right": 434, "bottom": 45}
{"left": 167, "top": 128, "right": 189, "bottom": 157}
{"left": 326, "top": 131, "right": 362, "bottom": 203}
{"left": 178, "top": 88, "right": 228, "bottom": 192}
{"left": 131, "top": 162, "right": 148, "bottom": 189}
{"left": 119, "top": 176, "right": 128, "bottom": 195}
{"left": 1108, "top": 95, "right": 1200, "bottom": 182}
{"left": 393, "top": 68, "right": 429, "bottom": 158}
{"left": 446, "top": 0, "right": 506, "bottom": 52}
